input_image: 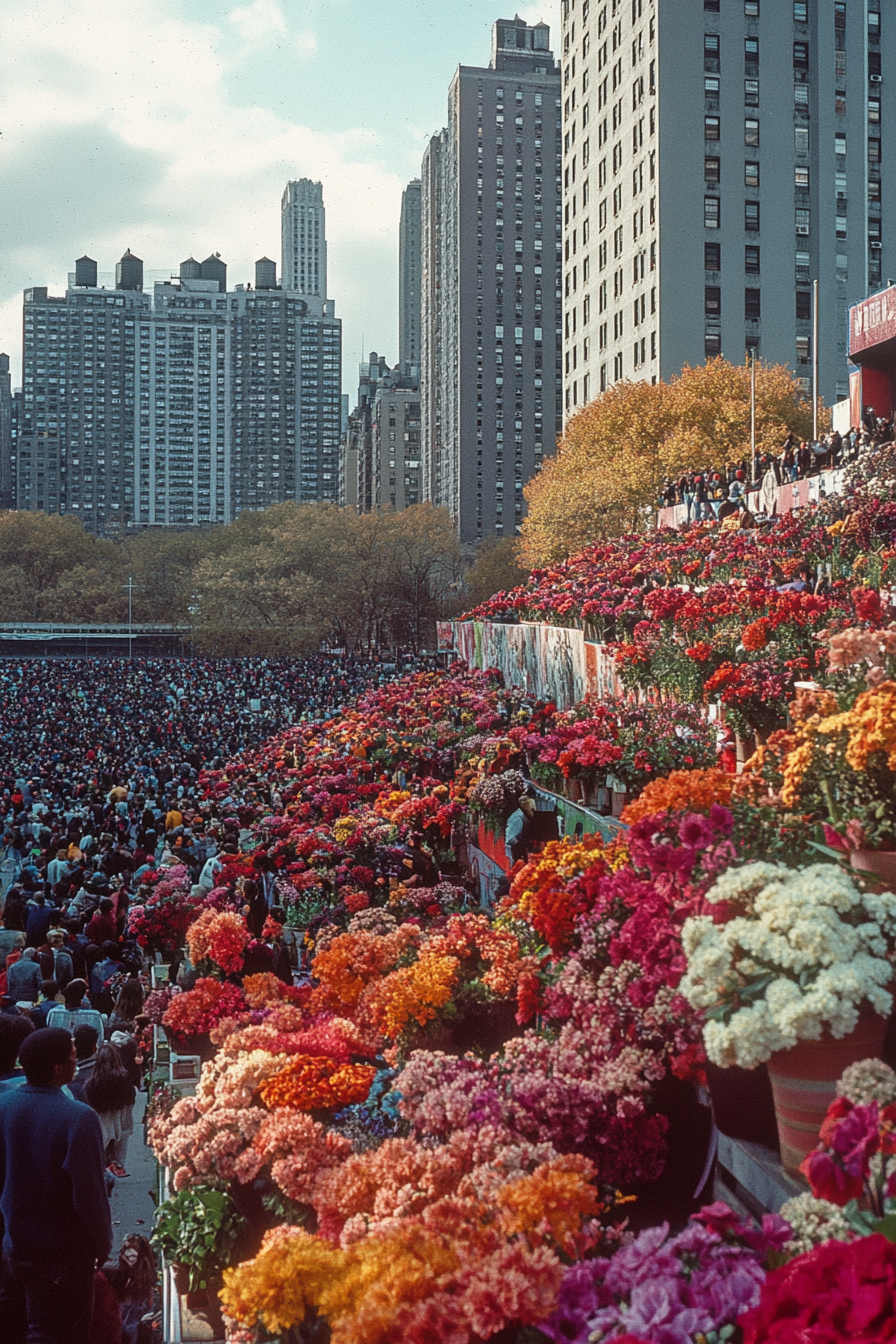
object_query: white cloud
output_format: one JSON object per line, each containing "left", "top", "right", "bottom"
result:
{"left": 228, "top": 0, "right": 288, "bottom": 44}
{"left": 0, "top": 0, "right": 400, "bottom": 383}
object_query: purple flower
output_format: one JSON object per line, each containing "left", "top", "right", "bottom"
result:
{"left": 831, "top": 1101, "right": 880, "bottom": 1177}
{"left": 709, "top": 803, "right": 734, "bottom": 836}
{"left": 677, "top": 812, "right": 715, "bottom": 849}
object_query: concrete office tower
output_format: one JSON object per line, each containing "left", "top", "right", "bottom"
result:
{"left": 421, "top": 17, "right": 562, "bottom": 542}
{"left": 19, "top": 250, "right": 342, "bottom": 530}
{"left": 281, "top": 179, "right": 328, "bottom": 299}
{"left": 560, "top": 0, "right": 894, "bottom": 416}
{"left": 399, "top": 180, "right": 422, "bottom": 373}
{"left": 0, "top": 354, "right": 12, "bottom": 510}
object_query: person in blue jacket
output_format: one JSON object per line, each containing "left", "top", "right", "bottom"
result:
{"left": 0, "top": 1026, "right": 112, "bottom": 1343}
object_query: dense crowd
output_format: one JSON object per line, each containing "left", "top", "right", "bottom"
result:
{"left": 0, "top": 652, "right": 412, "bottom": 1344}
{"left": 660, "top": 414, "right": 893, "bottom": 518}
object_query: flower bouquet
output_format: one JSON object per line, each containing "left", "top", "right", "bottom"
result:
{"left": 681, "top": 861, "right": 896, "bottom": 1172}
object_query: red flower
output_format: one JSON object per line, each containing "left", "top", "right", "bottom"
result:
{"left": 740, "top": 1234, "right": 896, "bottom": 1343}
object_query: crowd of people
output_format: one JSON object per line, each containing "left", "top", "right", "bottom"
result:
{"left": 659, "top": 412, "right": 893, "bottom": 519}
{"left": 0, "top": 652, "right": 413, "bottom": 1344}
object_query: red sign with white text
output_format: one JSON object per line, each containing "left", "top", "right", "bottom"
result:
{"left": 850, "top": 286, "right": 896, "bottom": 356}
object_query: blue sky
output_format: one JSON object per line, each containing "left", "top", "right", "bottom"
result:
{"left": 0, "top": 0, "right": 558, "bottom": 391}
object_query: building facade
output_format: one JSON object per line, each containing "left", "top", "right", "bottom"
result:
{"left": 421, "top": 18, "right": 563, "bottom": 542}
{"left": 19, "top": 247, "right": 342, "bottom": 530}
{"left": 561, "top": 0, "right": 895, "bottom": 416}
{"left": 281, "top": 179, "right": 328, "bottom": 300}
{"left": 399, "top": 180, "right": 422, "bottom": 374}
{"left": 0, "top": 354, "right": 13, "bottom": 511}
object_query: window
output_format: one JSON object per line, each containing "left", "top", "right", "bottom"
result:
{"left": 704, "top": 0, "right": 720, "bottom": 9}
{"left": 869, "top": 138, "right": 882, "bottom": 164}
{"left": 704, "top": 196, "right": 720, "bottom": 228}
{"left": 795, "top": 250, "right": 810, "bottom": 281}
{"left": 705, "top": 332, "right": 722, "bottom": 356}
{"left": 835, "top": 133, "right": 847, "bottom": 155}
{"left": 796, "top": 336, "right": 810, "bottom": 365}
{"left": 705, "top": 241, "right": 721, "bottom": 270}
{"left": 745, "top": 200, "right": 760, "bottom": 230}
{"left": 794, "top": 1, "right": 808, "bottom": 18}
{"left": 795, "top": 207, "right": 810, "bottom": 235}
{"left": 869, "top": 10, "right": 881, "bottom": 31}
{"left": 869, "top": 98, "right": 881, "bottom": 123}
{"left": 705, "top": 156, "right": 720, "bottom": 183}
{"left": 745, "top": 161, "right": 759, "bottom": 187}
{"left": 745, "top": 37, "right": 759, "bottom": 65}
{"left": 745, "top": 118, "right": 759, "bottom": 146}
{"left": 745, "top": 78, "right": 759, "bottom": 105}
{"left": 796, "top": 290, "right": 811, "bottom": 320}
{"left": 794, "top": 83, "right": 809, "bottom": 105}
{"left": 704, "top": 34, "right": 720, "bottom": 59}
{"left": 869, "top": 51, "right": 882, "bottom": 77}
{"left": 745, "top": 245, "right": 760, "bottom": 273}
{"left": 744, "top": 288, "right": 761, "bottom": 319}
{"left": 795, "top": 167, "right": 809, "bottom": 188}
{"left": 705, "top": 115, "right": 720, "bottom": 140}
{"left": 835, "top": 89, "right": 846, "bottom": 116}
{"left": 705, "top": 286, "right": 721, "bottom": 317}
{"left": 705, "top": 76, "right": 720, "bottom": 95}
{"left": 745, "top": 0, "right": 759, "bottom": 13}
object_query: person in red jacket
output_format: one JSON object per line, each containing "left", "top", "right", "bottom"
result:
{"left": 85, "top": 899, "right": 116, "bottom": 946}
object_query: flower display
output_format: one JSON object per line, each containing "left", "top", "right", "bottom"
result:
{"left": 162, "top": 978, "right": 247, "bottom": 1037}
{"left": 186, "top": 908, "right": 250, "bottom": 975}
{"left": 740, "top": 1234, "right": 896, "bottom": 1343}
{"left": 259, "top": 1056, "right": 377, "bottom": 1112}
{"left": 542, "top": 1202, "right": 789, "bottom": 1344}
{"left": 681, "top": 862, "right": 896, "bottom": 1068}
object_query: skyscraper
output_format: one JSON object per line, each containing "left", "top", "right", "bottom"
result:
{"left": 561, "top": 0, "right": 894, "bottom": 415}
{"left": 421, "top": 17, "right": 562, "bottom": 542}
{"left": 399, "top": 180, "right": 422, "bottom": 373}
{"left": 0, "top": 353, "right": 13, "bottom": 511}
{"left": 281, "top": 179, "right": 328, "bottom": 299}
{"left": 19, "top": 245, "right": 342, "bottom": 529}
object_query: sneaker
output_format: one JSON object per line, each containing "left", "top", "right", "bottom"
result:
{"left": 108, "top": 1162, "right": 130, "bottom": 1178}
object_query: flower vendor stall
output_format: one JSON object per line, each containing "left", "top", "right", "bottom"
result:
{"left": 137, "top": 482, "right": 896, "bottom": 1342}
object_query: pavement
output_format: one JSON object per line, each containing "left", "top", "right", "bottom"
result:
{"left": 110, "top": 1090, "right": 159, "bottom": 1253}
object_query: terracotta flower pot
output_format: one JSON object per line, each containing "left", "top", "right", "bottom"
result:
{"left": 564, "top": 777, "right": 583, "bottom": 802}
{"left": 734, "top": 733, "right": 756, "bottom": 767}
{"left": 850, "top": 849, "right": 896, "bottom": 892}
{"left": 768, "top": 1010, "right": 889, "bottom": 1178}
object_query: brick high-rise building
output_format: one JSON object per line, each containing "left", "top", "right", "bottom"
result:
{"left": 421, "top": 17, "right": 563, "bottom": 542}
{"left": 560, "top": 0, "right": 895, "bottom": 415}
{"left": 18, "top": 244, "right": 342, "bottom": 530}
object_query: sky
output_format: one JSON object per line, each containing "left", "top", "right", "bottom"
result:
{"left": 0, "top": 0, "right": 559, "bottom": 394}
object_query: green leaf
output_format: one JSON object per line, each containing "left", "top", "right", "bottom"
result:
{"left": 873, "top": 1214, "right": 896, "bottom": 1244}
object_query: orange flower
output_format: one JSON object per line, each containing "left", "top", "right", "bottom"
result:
{"left": 259, "top": 1055, "right": 376, "bottom": 1111}
{"left": 620, "top": 768, "right": 734, "bottom": 824}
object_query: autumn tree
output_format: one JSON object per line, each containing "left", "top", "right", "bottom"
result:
{"left": 454, "top": 536, "right": 529, "bottom": 613}
{"left": 0, "top": 511, "right": 124, "bottom": 621}
{"left": 521, "top": 358, "right": 822, "bottom": 566}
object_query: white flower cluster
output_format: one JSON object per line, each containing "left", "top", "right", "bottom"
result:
{"left": 680, "top": 863, "right": 896, "bottom": 1068}
{"left": 779, "top": 1193, "right": 855, "bottom": 1258}
{"left": 837, "top": 1057, "right": 896, "bottom": 1107}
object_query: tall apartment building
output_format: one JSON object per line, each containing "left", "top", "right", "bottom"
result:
{"left": 421, "top": 17, "right": 563, "bottom": 542}
{"left": 561, "top": 0, "right": 895, "bottom": 415}
{"left": 19, "top": 246, "right": 342, "bottom": 530}
{"left": 281, "top": 179, "right": 328, "bottom": 299}
{"left": 0, "top": 354, "right": 13, "bottom": 511}
{"left": 399, "top": 181, "right": 422, "bottom": 373}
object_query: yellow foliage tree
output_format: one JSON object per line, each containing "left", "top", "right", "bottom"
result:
{"left": 521, "top": 358, "right": 824, "bottom": 566}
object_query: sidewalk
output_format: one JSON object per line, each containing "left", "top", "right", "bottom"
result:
{"left": 110, "top": 1090, "right": 157, "bottom": 1253}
